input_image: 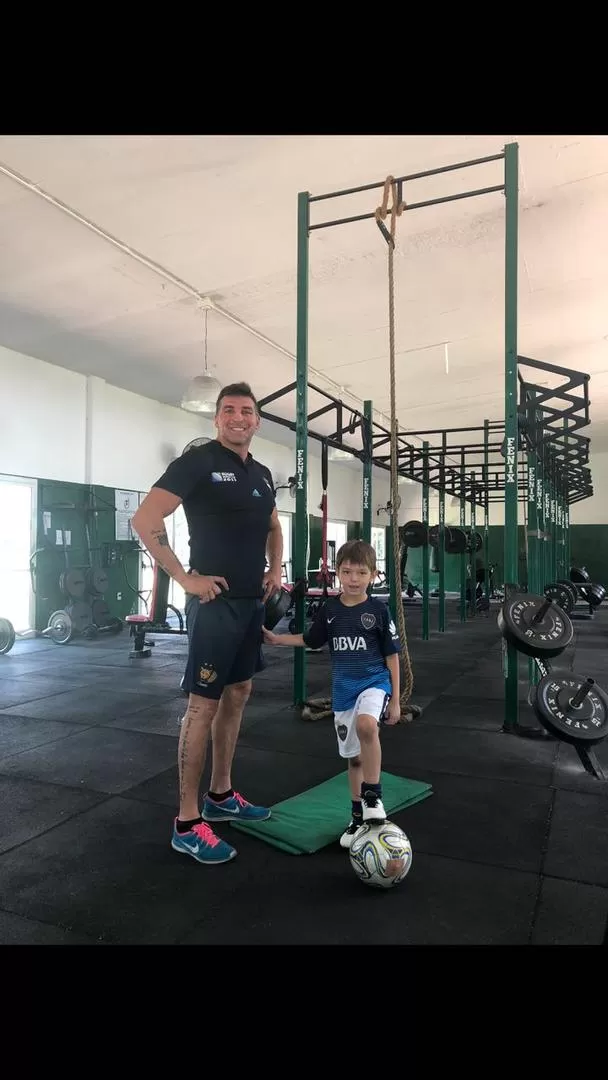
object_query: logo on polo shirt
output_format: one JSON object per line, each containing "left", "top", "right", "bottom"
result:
{"left": 211, "top": 472, "right": 237, "bottom": 483}
{"left": 252, "top": 489, "right": 262, "bottom": 497}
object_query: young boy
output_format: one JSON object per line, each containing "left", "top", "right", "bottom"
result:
{"left": 263, "top": 539, "right": 401, "bottom": 849}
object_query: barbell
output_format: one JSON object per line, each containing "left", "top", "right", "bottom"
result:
{"left": 42, "top": 606, "right": 123, "bottom": 645}
{"left": 0, "top": 617, "right": 16, "bottom": 655}
{"left": 498, "top": 592, "right": 608, "bottom": 754}
{"left": 400, "top": 521, "right": 482, "bottom": 555}
{"left": 547, "top": 576, "right": 606, "bottom": 611}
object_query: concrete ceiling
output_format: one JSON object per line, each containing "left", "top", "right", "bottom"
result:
{"left": 1, "top": 134, "right": 607, "bottom": 464}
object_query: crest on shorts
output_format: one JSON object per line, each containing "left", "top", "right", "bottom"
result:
{"left": 337, "top": 724, "right": 348, "bottom": 742}
{"left": 197, "top": 663, "right": 217, "bottom": 685}
{"left": 361, "top": 613, "right": 376, "bottom": 630}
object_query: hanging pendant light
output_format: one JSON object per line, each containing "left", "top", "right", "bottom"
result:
{"left": 181, "top": 308, "right": 222, "bottom": 414}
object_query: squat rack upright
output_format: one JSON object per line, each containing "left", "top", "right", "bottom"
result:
{"left": 290, "top": 145, "right": 515, "bottom": 713}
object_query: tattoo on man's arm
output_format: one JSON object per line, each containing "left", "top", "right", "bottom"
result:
{"left": 152, "top": 529, "right": 170, "bottom": 547}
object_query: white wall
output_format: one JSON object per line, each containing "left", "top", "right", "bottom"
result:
{"left": 2, "top": 342, "right": 603, "bottom": 527}
{"left": 0, "top": 344, "right": 390, "bottom": 525}
{"left": 0, "top": 345, "right": 87, "bottom": 483}
{"left": 569, "top": 451, "right": 608, "bottom": 525}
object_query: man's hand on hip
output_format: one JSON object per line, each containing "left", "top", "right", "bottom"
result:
{"left": 187, "top": 570, "right": 229, "bottom": 603}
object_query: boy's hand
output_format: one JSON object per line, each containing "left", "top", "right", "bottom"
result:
{"left": 262, "top": 626, "right": 279, "bottom": 645}
{"left": 385, "top": 699, "right": 401, "bottom": 726}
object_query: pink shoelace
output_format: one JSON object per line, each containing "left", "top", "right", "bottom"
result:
{"left": 232, "top": 792, "right": 250, "bottom": 807}
{"left": 190, "top": 822, "right": 221, "bottom": 847}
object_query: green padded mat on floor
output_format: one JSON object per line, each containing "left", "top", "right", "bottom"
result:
{"left": 230, "top": 771, "right": 433, "bottom": 854}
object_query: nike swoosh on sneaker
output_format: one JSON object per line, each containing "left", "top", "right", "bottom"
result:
{"left": 186, "top": 841, "right": 200, "bottom": 853}
{"left": 209, "top": 804, "right": 240, "bottom": 814}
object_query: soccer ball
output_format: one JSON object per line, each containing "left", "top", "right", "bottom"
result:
{"left": 349, "top": 820, "right": 412, "bottom": 889}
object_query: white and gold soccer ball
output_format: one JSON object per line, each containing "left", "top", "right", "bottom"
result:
{"left": 349, "top": 820, "right": 413, "bottom": 889}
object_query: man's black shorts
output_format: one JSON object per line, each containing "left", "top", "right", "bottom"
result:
{"left": 182, "top": 595, "right": 266, "bottom": 700}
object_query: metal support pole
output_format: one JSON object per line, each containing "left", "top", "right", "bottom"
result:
{"left": 293, "top": 191, "right": 310, "bottom": 706}
{"left": 527, "top": 454, "right": 538, "bottom": 596}
{"left": 503, "top": 141, "right": 520, "bottom": 733}
{"left": 362, "top": 399, "right": 372, "bottom": 544}
{"left": 527, "top": 446, "right": 539, "bottom": 692}
{"left": 565, "top": 501, "right": 570, "bottom": 575}
{"left": 564, "top": 419, "right": 571, "bottom": 574}
{"left": 543, "top": 443, "right": 551, "bottom": 589}
{"left": 469, "top": 472, "right": 476, "bottom": 619}
{"left": 560, "top": 491, "right": 566, "bottom": 578}
{"left": 460, "top": 453, "right": 467, "bottom": 623}
{"left": 537, "top": 431, "right": 545, "bottom": 593}
{"left": 438, "top": 433, "right": 446, "bottom": 632}
{"left": 549, "top": 469, "right": 557, "bottom": 583}
{"left": 422, "top": 441, "right": 430, "bottom": 641}
{"left": 387, "top": 522, "right": 397, "bottom": 617}
{"left": 483, "top": 420, "right": 490, "bottom": 602}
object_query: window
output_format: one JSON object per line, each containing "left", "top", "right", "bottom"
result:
{"left": 138, "top": 503, "right": 190, "bottom": 616}
{"left": 171, "top": 505, "right": 190, "bottom": 610}
{"left": 326, "top": 521, "right": 347, "bottom": 569}
{"left": 277, "top": 512, "right": 292, "bottom": 582}
{"left": 0, "top": 476, "right": 37, "bottom": 632}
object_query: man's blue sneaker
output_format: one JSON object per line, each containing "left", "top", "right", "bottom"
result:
{"left": 171, "top": 820, "right": 237, "bottom": 864}
{"left": 202, "top": 790, "right": 271, "bottom": 823}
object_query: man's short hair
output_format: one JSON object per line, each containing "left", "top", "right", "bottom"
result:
{"left": 215, "top": 382, "right": 259, "bottom": 416}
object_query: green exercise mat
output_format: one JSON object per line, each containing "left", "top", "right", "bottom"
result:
{"left": 231, "top": 771, "right": 432, "bottom": 855}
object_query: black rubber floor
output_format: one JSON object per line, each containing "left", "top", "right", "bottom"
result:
{"left": 1, "top": 601, "right": 607, "bottom": 945}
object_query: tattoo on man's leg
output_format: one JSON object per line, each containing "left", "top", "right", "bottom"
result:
{"left": 179, "top": 716, "right": 192, "bottom": 805}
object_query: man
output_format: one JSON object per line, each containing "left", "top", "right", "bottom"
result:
{"left": 131, "top": 382, "right": 283, "bottom": 865}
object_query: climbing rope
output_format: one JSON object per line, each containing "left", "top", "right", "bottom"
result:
{"left": 375, "top": 177, "right": 419, "bottom": 723}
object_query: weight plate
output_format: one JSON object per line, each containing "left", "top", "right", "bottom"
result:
{"left": 497, "top": 592, "right": 574, "bottom": 659}
{"left": 0, "top": 617, "right": 16, "bottom": 655}
{"left": 400, "top": 521, "right": 428, "bottom": 548}
{"left": 61, "top": 568, "right": 86, "bottom": 599}
{"left": 544, "top": 582, "right": 575, "bottom": 616}
{"left": 570, "top": 567, "right": 590, "bottom": 584}
{"left": 264, "top": 587, "right": 293, "bottom": 630}
{"left": 583, "top": 583, "right": 606, "bottom": 608}
{"left": 67, "top": 601, "right": 95, "bottom": 633}
{"left": 48, "top": 609, "right": 74, "bottom": 645}
{"left": 557, "top": 579, "right": 578, "bottom": 609}
{"left": 532, "top": 674, "right": 608, "bottom": 746}
{"left": 87, "top": 568, "right": 109, "bottom": 596}
{"left": 91, "top": 598, "right": 111, "bottom": 626}
{"left": 465, "top": 531, "right": 482, "bottom": 554}
{"left": 445, "top": 528, "right": 467, "bottom": 555}
{"left": 429, "top": 525, "right": 454, "bottom": 551}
